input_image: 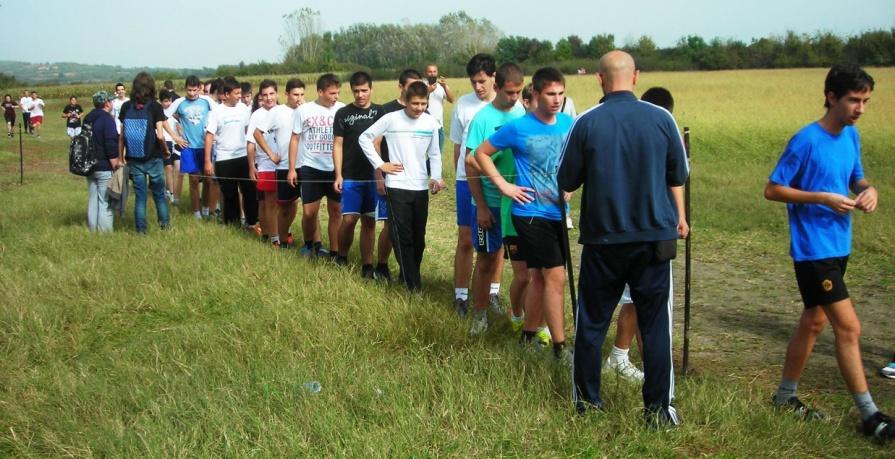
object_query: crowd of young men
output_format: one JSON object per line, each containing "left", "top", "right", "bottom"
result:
{"left": 34, "top": 49, "right": 890, "bottom": 438}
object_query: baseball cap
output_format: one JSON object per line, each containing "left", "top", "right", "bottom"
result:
{"left": 92, "top": 90, "right": 113, "bottom": 105}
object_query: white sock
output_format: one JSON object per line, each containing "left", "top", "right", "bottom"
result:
{"left": 455, "top": 288, "right": 468, "bottom": 301}
{"left": 270, "top": 235, "right": 280, "bottom": 244}
{"left": 610, "top": 346, "right": 629, "bottom": 362}
{"left": 193, "top": 211, "right": 202, "bottom": 218}
{"left": 489, "top": 283, "right": 500, "bottom": 295}
{"left": 201, "top": 207, "right": 210, "bottom": 216}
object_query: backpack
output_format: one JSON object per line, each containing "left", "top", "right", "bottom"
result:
{"left": 69, "top": 122, "right": 97, "bottom": 176}
{"left": 122, "top": 101, "right": 157, "bottom": 160}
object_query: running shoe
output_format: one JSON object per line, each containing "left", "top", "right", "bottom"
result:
{"left": 373, "top": 264, "right": 391, "bottom": 282}
{"left": 510, "top": 315, "right": 524, "bottom": 333}
{"left": 455, "top": 298, "right": 469, "bottom": 317}
{"left": 535, "top": 327, "right": 552, "bottom": 346}
{"left": 469, "top": 310, "right": 488, "bottom": 336}
{"left": 489, "top": 293, "right": 504, "bottom": 315}
{"left": 603, "top": 356, "right": 645, "bottom": 382}
{"left": 644, "top": 405, "right": 682, "bottom": 430}
{"left": 880, "top": 362, "right": 895, "bottom": 379}
{"left": 862, "top": 411, "right": 895, "bottom": 442}
{"left": 773, "top": 395, "right": 826, "bottom": 421}
{"left": 361, "top": 264, "right": 375, "bottom": 279}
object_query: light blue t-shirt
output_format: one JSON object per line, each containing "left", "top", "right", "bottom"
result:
{"left": 466, "top": 103, "right": 526, "bottom": 208}
{"left": 488, "top": 112, "right": 573, "bottom": 221}
{"left": 176, "top": 97, "right": 213, "bottom": 148}
{"left": 769, "top": 122, "right": 864, "bottom": 262}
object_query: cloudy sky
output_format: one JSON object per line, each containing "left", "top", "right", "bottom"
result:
{"left": 1, "top": 0, "right": 892, "bottom": 68}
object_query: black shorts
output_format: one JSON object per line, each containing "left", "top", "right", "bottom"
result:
{"left": 794, "top": 256, "right": 850, "bottom": 308}
{"left": 4, "top": 112, "right": 14, "bottom": 124}
{"left": 276, "top": 168, "right": 300, "bottom": 203}
{"left": 512, "top": 216, "right": 564, "bottom": 269}
{"left": 300, "top": 166, "right": 340, "bottom": 204}
{"left": 503, "top": 236, "right": 527, "bottom": 262}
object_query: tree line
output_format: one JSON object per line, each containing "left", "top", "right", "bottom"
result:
{"left": 216, "top": 10, "right": 894, "bottom": 78}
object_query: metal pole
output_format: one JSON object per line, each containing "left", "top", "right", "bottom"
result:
{"left": 682, "top": 127, "right": 692, "bottom": 376}
{"left": 19, "top": 121, "right": 23, "bottom": 185}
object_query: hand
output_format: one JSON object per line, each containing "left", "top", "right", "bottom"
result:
{"left": 429, "top": 179, "right": 446, "bottom": 195}
{"left": 499, "top": 182, "right": 535, "bottom": 204}
{"left": 375, "top": 178, "right": 386, "bottom": 196}
{"left": 677, "top": 217, "right": 690, "bottom": 239}
{"left": 563, "top": 191, "right": 572, "bottom": 203}
{"left": 269, "top": 153, "right": 281, "bottom": 165}
{"left": 854, "top": 186, "right": 878, "bottom": 213}
{"left": 287, "top": 169, "right": 298, "bottom": 187}
{"left": 380, "top": 162, "right": 404, "bottom": 175}
{"left": 248, "top": 167, "right": 258, "bottom": 182}
{"left": 334, "top": 176, "right": 343, "bottom": 193}
{"left": 823, "top": 192, "right": 856, "bottom": 214}
{"left": 162, "top": 149, "right": 171, "bottom": 160}
{"left": 428, "top": 82, "right": 438, "bottom": 94}
{"left": 476, "top": 206, "right": 494, "bottom": 230}
{"left": 438, "top": 76, "right": 448, "bottom": 88}
{"left": 204, "top": 161, "right": 214, "bottom": 177}
{"left": 175, "top": 136, "right": 189, "bottom": 148}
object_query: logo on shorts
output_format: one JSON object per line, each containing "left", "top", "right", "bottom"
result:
{"left": 822, "top": 279, "right": 833, "bottom": 292}
{"left": 508, "top": 244, "right": 518, "bottom": 256}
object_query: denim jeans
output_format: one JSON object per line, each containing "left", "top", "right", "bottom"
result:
{"left": 129, "top": 158, "right": 170, "bottom": 233}
{"left": 86, "top": 170, "right": 113, "bottom": 232}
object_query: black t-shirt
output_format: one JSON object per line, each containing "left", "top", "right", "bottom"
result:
{"left": 63, "top": 104, "right": 84, "bottom": 128}
{"left": 118, "top": 100, "right": 167, "bottom": 159}
{"left": 379, "top": 99, "right": 407, "bottom": 163}
{"left": 334, "top": 103, "right": 384, "bottom": 180}
{"left": 2, "top": 101, "right": 16, "bottom": 118}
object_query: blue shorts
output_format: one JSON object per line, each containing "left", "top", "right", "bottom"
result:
{"left": 456, "top": 180, "right": 471, "bottom": 226}
{"left": 342, "top": 180, "right": 377, "bottom": 217}
{"left": 179, "top": 147, "right": 203, "bottom": 175}
{"left": 376, "top": 191, "right": 388, "bottom": 221}
{"left": 471, "top": 205, "right": 503, "bottom": 253}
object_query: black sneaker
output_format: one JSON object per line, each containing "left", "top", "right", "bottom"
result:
{"left": 334, "top": 255, "right": 348, "bottom": 266}
{"left": 455, "top": 298, "right": 469, "bottom": 317}
{"left": 373, "top": 264, "right": 391, "bottom": 282}
{"left": 361, "top": 264, "right": 375, "bottom": 279}
{"left": 644, "top": 405, "right": 682, "bottom": 430}
{"left": 862, "top": 411, "right": 895, "bottom": 442}
{"left": 773, "top": 395, "right": 826, "bottom": 421}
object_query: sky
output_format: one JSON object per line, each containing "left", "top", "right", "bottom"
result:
{"left": 1, "top": 0, "right": 892, "bottom": 68}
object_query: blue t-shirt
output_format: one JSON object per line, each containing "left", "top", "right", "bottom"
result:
{"left": 488, "top": 112, "right": 573, "bottom": 221}
{"left": 175, "top": 97, "right": 213, "bottom": 148}
{"left": 769, "top": 122, "right": 864, "bottom": 262}
{"left": 466, "top": 103, "right": 526, "bottom": 208}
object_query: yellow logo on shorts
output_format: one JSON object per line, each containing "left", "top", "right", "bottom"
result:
{"left": 508, "top": 244, "right": 518, "bottom": 256}
{"left": 822, "top": 279, "right": 833, "bottom": 292}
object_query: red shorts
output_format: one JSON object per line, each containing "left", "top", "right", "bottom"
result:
{"left": 30, "top": 116, "right": 43, "bottom": 125}
{"left": 257, "top": 171, "right": 277, "bottom": 193}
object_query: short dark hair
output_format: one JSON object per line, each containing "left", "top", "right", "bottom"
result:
{"left": 159, "top": 89, "right": 173, "bottom": 102}
{"left": 495, "top": 62, "right": 524, "bottom": 89}
{"left": 259, "top": 79, "right": 277, "bottom": 92}
{"left": 398, "top": 68, "right": 421, "bottom": 86}
{"left": 115, "top": 82, "right": 125, "bottom": 90}
{"left": 221, "top": 78, "right": 240, "bottom": 94}
{"left": 163, "top": 80, "right": 175, "bottom": 90}
{"left": 130, "top": 72, "right": 156, "bottom": 105}
{"left": 185, "top": 75, "right": 201, "bottom": 88}
{"left": 286, "top": 78, "right": 305, "bottom": 92}
{"left": 403, "top": 81, "right": 429, "bottom": 101}
{"left": 466, "top": 53, "right": 496, "bottom": 77}
{"left": 522, "top": 84, "right": 533, "bottom": 102}
{"left": 641, "top": 87, "right": 674, "bottom": 113}
{"left": 531, "top": 67, "right": 565, "bottom": 92}
{"left": 240, "top": 82, "right": 252, "bottom": 94}
{"left": 69, "top": 95, "right": 77, "bottom": 101}
{"left": 316, "top": 73, "right": 341, "bottom": 91}
{"left": 349, "top": 71, "right": 373, "bottom": 88}
{"left": 824, "top": 63, "right": 874, "bottom": 108}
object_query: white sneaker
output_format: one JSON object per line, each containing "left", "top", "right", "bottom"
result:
{"left": 603, "top": 356, "right": 645, "bottom": 382}
{"left": 881, "top": 362, "right": 895, "bottom": 379}
{"left": 469, "top": 311, "right": 488, "bottom": 336}
{"left": 535, "top": 327, "right": 552, "bottom": 346}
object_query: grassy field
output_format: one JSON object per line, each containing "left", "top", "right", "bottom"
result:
{"left": 1, "top": 68, "right": 894, "bottom": 456}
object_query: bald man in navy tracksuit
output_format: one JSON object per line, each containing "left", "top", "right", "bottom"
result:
{"left": 559, "top": 50, "right": 689, "bottom": 427}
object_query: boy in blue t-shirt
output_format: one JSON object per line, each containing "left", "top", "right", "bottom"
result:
{"left": 171, "top": 75, "right": 214, "bottom": 218}
{"left": 474, "top": 67, "right": 573, "bottom": 358}
{"left": 765, "top": 64, "right": 892, "bottom": 441}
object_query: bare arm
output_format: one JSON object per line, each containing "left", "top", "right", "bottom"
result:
{"left": 474, "top": 140, "right": 533, "bottom": 204}
{"left": 670, "top": 185, "right": 689, "bottom": 238}
{"left": 465, "top": 148, "right": 493, "bottom": 229}
{"left": 253, "top": 128, "right": 279, "bottom": 165}
{"left": 764, "top": 182, "right": 856, "bottom": 214}
{"left": 203, "top": 131, "right": 214, "bottom": 176}
{"left": 440, "top": 78, "right": 455, "bottom": 103}
{"left": 246, "top": 141, "right": 257, "bottom": 181}
{"left": 287, "top": 133, "right": 300, "bottom": 186}
{"left": 851, "top": 178, "right": 878, "bottom": 213}
{"left": 332, "top": 136, "right": 344, "bottom": 192}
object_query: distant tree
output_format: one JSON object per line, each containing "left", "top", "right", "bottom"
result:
{"left": 586, "top": 34, "right": 615, "bottom": 58}
{"left": 843, "top": 29, "right": 894, "bottom": 66}
{"left": 280, "top": 8, "right": 326, "bottom": 66}
{"left": 437, "top": 11, "right": 502, "bottom": 65}
{"left": 567, "top": 35, "right": 587, "bottom": 58}
{"left": 555, "top": 38, "right": 573, "bottom": 61}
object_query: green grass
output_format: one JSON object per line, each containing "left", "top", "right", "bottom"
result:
{"left": 1, "top": 68, "right": 894, "bottom": 456}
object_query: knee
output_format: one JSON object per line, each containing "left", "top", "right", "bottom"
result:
{"left": 833, "top": 320, "right": 861, "bottom": 344}
{"left": 800, "top": 312, "right": 827, "bottom": 336}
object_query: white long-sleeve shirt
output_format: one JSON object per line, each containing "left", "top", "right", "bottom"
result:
{"left": 359, "top": 110, "right": 441, "bottom": 191}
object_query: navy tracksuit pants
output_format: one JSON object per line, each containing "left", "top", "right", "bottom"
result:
{"left": 573, "top": 241, "right": 675, "bottom": 413}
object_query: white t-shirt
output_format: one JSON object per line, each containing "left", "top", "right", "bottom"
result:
{"left": 449, "top": 92, "right": 490, "bottom": 180}
{"left": 111, "top": 97, "right": 129, "bottom": 132}
{"left": 205, "top": 104, "right": 249, "bottom": 162}
{"left": 248, "top": 107, "right": 277, "bottom": 172}
{"left": 427, "top": 84, "right": 447, "bottom": 126}
{"left": 163, "top": 115, "right": 178, "bottom": 142}
{"left": 561, "top": 96, "right": 577, "bottom": 118}
{"left": 19, "top": 97, "right": 31, "bottom": 113}
{"left": 29, "top": 98, "right": 45, "bottom": 117}
{"left": 292, "top": 100, "right": 345, "bottom": 171}
{"left": 359, "top": 110, "right": 441, "bottom": 191}
{"left": 256, "top": 104, "right": 295, "bottom": 171}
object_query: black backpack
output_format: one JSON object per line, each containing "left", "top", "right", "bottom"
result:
{"left": 69, "top": 122, "right": 97, "bottom": 176}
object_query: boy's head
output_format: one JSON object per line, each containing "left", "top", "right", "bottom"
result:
{"left": 114, "top": 83, "right": 126, "bottom": 98}
{"left": 159, "top": 89, "right": 174, "bottom": 109}
{"left": 316, "top": 73, "right": 341, "bottom": 107}
{"left": 258, "top": 79, "right": 278, "bottom": 109}
{"left": 240, "top": 82, "right": 252, "bottom": 105}
{"left": 494, "top": 62, "right": 524, "bottom": 110}
{"left": 466, "top": 53, "right": 496, "bottom": 101}
{"left": 824, "top": 64, "right": 874, "bottom": 125}
{"left": 403, "top": 81, "right": 429, "bottom": 119}
{"left": 349, "top": 71, "right": 373, "bottom": 108}
{"left": 521, "top": 83, "right": 535, "bottom": 112}
{"left": 69, "top": 96, "right": 78, "bottom": 104}
{"left": 397, "top": 68, "right": 422, "bottom": 96}
{"left": 163, "top": 80, "right": 175, "bottom": 91}
{"left": 185, "top": 75, "right": 201, "bottom": 100}
{"left": 31, "top": 91, "right": 38, "bottom": 98}
{"left": 221, "top": 78, "right": 242, "bottom": 106}
{"left": 531, "top": 67, "right": 566, "bottom": 116}
{"left": 641, "top": 87, "right": 674, "bottom": 113}
{"left": 285, "top": 78, "right": 306, "bottom": 108}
